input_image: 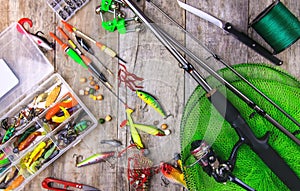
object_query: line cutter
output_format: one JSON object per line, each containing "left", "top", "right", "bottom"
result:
{"left": 42, "top": 177, "right": 100, "bottom": 191}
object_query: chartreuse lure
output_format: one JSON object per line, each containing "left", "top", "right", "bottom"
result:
{"left": 136, "top": 90, "right": 168, "bottom": 118}
{"left": 123, "top": 108, "right": 170, "bottom": 150}
{"left": 126, "top": 108, "right": 144, "bottom": 149}
{"left": 133, "top": 123, "right": 169, "bottom": 136}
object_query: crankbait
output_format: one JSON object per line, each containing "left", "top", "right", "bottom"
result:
{"left": 100, "top": 139, "right": 122, "bottom": 147}
{"left": 76, "top": 152, "right": 115, "bottom": 168}
{"left": 160, "top": 162, "right": 187, "bottom": 188}
{"left": 136, "top": 90, "right": 168, "bottom": 118}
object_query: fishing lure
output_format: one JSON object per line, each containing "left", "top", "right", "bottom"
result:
{"left": 100, "top": 139, "right": 122, "bottom": 147}
{"left": 132, "top": 123, "right": 170, "bottom": 136}
{"left": 0, "top": 167, "right": 18, "bottom": 189}
{"left": 17, "top": 18, "right": 54, "bottom": 51}
{"left": 45, "top": 93, "right": 78, "bottom": 120}
{"left": 0, "top": 157, "right": 11, "bottom": 169}
{"left": 76, "top": 152, "right": 115, "bottom": 168}
{"left": 122, "top": 109, "right": 170, "bottom": 136}
{"left": 160, "top": 162, "right": 187, "bottom": 188}
{"left": 23, "top": 141, "right": 47, "bottom": 169}
{"left": 27, "top": 141, "right": 55, "bottom": 174}
{"left": 33, "top": 93, "right": 48, "bottom": 105}
{"left": 51, "top": 106, "right": 70, "bottom": 123}
{"left": 43, "top": 150, "right": 59, "bottom": 164}
{"left": 13, "top": 131, "right": 46, "bottom": 153}
{"left": 126, "top": 108, "right": 144, "bottom": 149}
{"left": 45, "top": 84, "right": 62, "bottom": 108}
{"left": 2, "top": 126, "right": 15, "bottom": 144}
{"left": 0, "top": 152, "right": 5, "bottom": 160}
{"left": 42, "top": 143, "right": 58, "bottom": 162}
{"left": 13, "top": 124, "right": 41, "bottom": 148}
{"left": 29, "top": 140, "right": 57, "bottom": 173}
{"left": 118, "top": 64, "right": 144, "bottom": 91}
{"left": 4, "top": 174, "right": 25, "bottom": 191}
{"left": 74, "top": 120, "right": 91, "bottom": 133}
{"left": 136, "top": 90, "right": 168, "bottom": 118}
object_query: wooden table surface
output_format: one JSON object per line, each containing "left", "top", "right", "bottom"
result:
{"left": 0, "top": 0, "right": 299, "bottom": 190}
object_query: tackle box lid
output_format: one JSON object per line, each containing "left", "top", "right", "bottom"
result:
{"left": 0, "top": 22, "right": 54, "bottom": 116}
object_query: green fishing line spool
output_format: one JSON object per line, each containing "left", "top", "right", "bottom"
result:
{"left": 250, "top": 0, "right": 300, "bottom": 54}
{"left": 180, "top": 63, "right": 300, "bottom": 191}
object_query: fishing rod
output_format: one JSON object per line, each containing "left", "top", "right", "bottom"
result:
{"left": 123, "top": 0, "right": 300, "bottom": 190}
{"left": 126, "top": 0, "right": 300, "bottom": 146}
{"left": 157, "top": 25, "right": 300, "bottom": 145}
{"left": 146, "top": 0, "right": 300, "bottom": 129}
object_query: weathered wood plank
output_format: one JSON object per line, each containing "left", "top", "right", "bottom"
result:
{"left": 117, "top": 0, "right": 185, "bottom": 190}
{"left": 0, "top": 0, "right": 298, "bottom": 191}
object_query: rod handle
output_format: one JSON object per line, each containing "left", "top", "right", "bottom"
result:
{"left": 207, "top": 89, "right": 300, "bottom": 190}
{"left": 223, "top": 22, "right": 283, "bottom": 65}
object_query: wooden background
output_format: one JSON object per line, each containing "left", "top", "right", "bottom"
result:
{"left": 0, "top": 0, "right": 299, "bottom": 190}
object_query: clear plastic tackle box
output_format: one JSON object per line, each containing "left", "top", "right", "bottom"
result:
{"left": 47, "top": 0, "right": 90, "bottom": 21}
{"left": 0, "top": 23, "right": 98, "bottom": 190}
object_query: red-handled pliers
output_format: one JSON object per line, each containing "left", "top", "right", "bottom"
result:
{"left": 42, "top": 177, "right": 100, "bottom": 191}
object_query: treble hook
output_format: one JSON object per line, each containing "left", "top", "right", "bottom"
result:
{"left": 160, "top": 175, "right": 170, "bottom": 187}
{"left": 17, "top": 18, "right": 54, "bottom": 51}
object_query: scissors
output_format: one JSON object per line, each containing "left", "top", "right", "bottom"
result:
{"left": 42, "top": 177, "right": 100, "bottom": 191}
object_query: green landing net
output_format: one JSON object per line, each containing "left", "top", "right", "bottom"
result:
{"left": 180, "top": 63, "right": 300, "bottom": 191}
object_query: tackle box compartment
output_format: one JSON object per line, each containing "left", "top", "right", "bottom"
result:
{"left": 46, "top": 0, "right": 90, "bottom": 21}
{"left": 0, "top": 22, "right": 98, "bottom": 190}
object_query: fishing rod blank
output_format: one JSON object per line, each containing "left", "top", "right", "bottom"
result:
{"left": 157, "top": 26, "right": 300, "bottom": 145}
{"left": 123, "top": 0, "right": 300, "bottom": 190}
{"left": 147, "top": 0, "right": 300, "bottom": 129}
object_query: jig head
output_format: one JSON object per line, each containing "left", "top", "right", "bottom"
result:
{"left": 17, "top": 18, "right": 54, "bottom": 51}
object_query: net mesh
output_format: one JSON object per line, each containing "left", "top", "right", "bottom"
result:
{"left": 180, "top": 63, "right": 300, "bottom": 191}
